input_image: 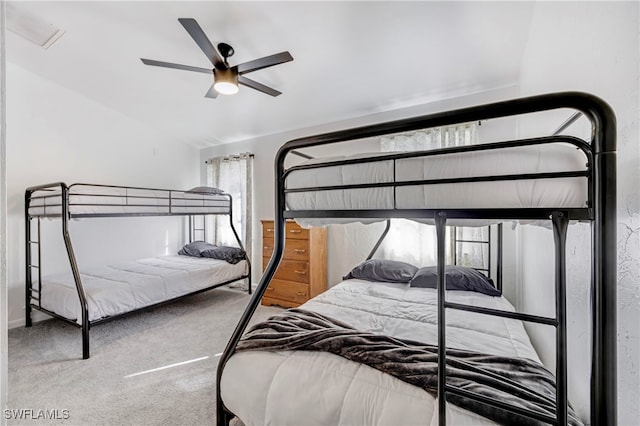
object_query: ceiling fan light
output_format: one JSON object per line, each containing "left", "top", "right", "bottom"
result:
{"left": 213, "top": 69, "right": 239, "bottom": 95}
{"left": 214, "top": 81, "right": 239, "bottom": 95}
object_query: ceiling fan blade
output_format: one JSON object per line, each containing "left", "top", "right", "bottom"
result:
{"left": 204, "top": 84, "right": 218, "bottom": 99}
{"left": 234, "top": 51, "right": 293, "bottom": 75}
{"left": 140, "top": 58, "right": 211, "bottom": 74}
{"left": 177, "top": 18, "right": 225, "bottom": 69}
{"left": 238, "top": 75, "right": 281, "bottom": 97}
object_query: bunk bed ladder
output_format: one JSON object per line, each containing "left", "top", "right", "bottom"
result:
{"left": 437, "top": 212, "right": 569, "bottom": 425}
{"left": 453, "top": 224, "right": 503, "bottom": 292}
{"left": 188, "top": 215, "right": 207, "bottom": 243}
{"left": 24, "top": 216, "right": 42, "bottom": 327}
{"left": 452, "top": 225, "right": 490, "bottom": 275}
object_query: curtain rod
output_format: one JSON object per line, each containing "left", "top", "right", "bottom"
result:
{"left": 204, "top": 153, "right": 254, "bottom": 164}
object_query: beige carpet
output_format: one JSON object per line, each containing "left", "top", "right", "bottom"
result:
{"left": 8, "top": 288, "right": 282, "bottom": 426}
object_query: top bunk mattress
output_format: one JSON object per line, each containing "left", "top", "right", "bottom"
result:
{"left": 285, "top": 143, "right": 589, "bottom": 226}
{"left": 28, "top": 184, "right": 231, "bottom": 217}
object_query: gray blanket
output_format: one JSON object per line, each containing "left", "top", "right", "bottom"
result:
{"left": 236, "top": 308, "right": 583, "bottom": 426}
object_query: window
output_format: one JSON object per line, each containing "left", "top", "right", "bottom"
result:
{"left": 206, "top": 153, "right": 254, "bottom": 258}
{"left": 377, "top": 123, "right": 480, "bottom": 266}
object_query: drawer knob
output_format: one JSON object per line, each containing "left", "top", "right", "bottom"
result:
{"left": 289, "top": 229, "right": 302, "bottom": 234}
{"left": 266, "top": 228, "right": 274, "bottom": 232}
{"left": 293, "top": 249, "right": 307, "bottom": 254}
{"left": 296, "top": 292, "right": 305, "bottom": 296}
{"left": 294, "top": 270, "right": 307, "bottom": 275}
{"left": 264, "top": 246, "right": 269, "bottom": 249}
{"left": 266, "top": 287, "right": 274, "bottom": 291}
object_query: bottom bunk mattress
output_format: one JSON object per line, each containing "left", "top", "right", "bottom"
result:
{"left": 221, "top": 279, "right": 547, "bottom": 426}
{"left": 35, "top": 255, "right": 248, "bottom": 324}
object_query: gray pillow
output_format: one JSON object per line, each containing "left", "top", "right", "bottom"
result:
{"left": 178, "top": 241, "right": 217, "bottom": 257}
{"left": 409, "top": 265, "right": 501, "bottom": 297}
{"left": 343, "top": 259, "right": 418, "bottom": 283}
{"left": 186, "top": 186, "right": 224, "bottom": 194}
{"left": 201, "top": 246, "right": 246, "bottom": 264}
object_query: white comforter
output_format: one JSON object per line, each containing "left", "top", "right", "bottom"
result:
{"left": 37, "top": 255, "right": 247, "bottom": 324}
{"left": 221, "top": 279, "right": 540, "bottom": 426}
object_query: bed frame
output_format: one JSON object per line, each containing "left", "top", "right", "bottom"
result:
{"left": 217, "top": 92, "right": 616, "bottom": 425}
{"left": 24, "top": 182, "right": 252, "bottom": 359}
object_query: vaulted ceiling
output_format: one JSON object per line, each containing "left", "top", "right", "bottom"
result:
{"left": 7, "top": 1, "right": 535, "bottom": 148}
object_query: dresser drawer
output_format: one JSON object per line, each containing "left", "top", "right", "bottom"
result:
{"left": 285, "top": 221, "right": 308, "bottom": 240}
{"left": 264, "top": 258, "right": 309, "bottom": 284}
{"left": 263, "top": 238, "right": 310, "bottom": 261}
{"left": 262, "top": 221, "right": 309, "bottom": 240}
{"left": 264, "top": 279, "right": 309, "bottom": 305}
{"left": 260, "top": 218, "right": 326, "bottom": 307}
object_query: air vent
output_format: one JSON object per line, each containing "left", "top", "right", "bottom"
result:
{"left": 6, "top": 3, "right": 65, "bottom": 49}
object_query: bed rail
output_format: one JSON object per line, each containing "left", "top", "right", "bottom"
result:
{"left": 26, "top": 182, "right": 233, "bottom": 218}
{"left": 282, "top": 134, "right": 593, "bottom": 222}
{"left": 216, "top": 92, "right": 616, "bottom": 426}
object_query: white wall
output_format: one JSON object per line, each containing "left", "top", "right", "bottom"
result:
{"left": 200, "top": 86, "right": 520, "bottom": 296}
{"left": 6, "top": 62, "right": 201, "bottom": 328}
{"left": 0, "top": 2, "right": 7, "bottom": 422}
{"left": 517, "top": 2, "right": 639, "bottom": 424}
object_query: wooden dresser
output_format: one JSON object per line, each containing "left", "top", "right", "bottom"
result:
{"left": 261, "top": 220, "right": 327, "bottom": 308}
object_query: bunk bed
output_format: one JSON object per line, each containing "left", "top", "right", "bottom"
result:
{"left": 25, "top": 183, "right": 251, "bottom": 359}
{"left": 216, "top": 92, "right": 617, "bottom": 425}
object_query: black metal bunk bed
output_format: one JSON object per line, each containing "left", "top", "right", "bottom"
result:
{"left": 216, "top": 91, "right": 617, "bottom": 426}
{"left": 25, "top": 182, "right": 252, "bottom": 359}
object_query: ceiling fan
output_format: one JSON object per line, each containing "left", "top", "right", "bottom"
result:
{"left": 141, "top": 18, "right": 293, "bottom": 98}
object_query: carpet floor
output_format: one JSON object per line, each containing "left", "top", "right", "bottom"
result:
{"left": 8, "top": 288, "right": 282, "bottom": 426}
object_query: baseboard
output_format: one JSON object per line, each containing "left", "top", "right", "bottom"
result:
{"left": 8, "top": 311, "right": 50, "bottom": 329}
{"left": 8, "top": 318, "right": 22, "bottom": 329}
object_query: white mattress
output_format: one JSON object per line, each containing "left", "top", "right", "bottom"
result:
{"left": 35, "top": 255, "right": 247, "bottom": 324}
{"left": 221, "top": 279, "right": 541, "bottom": 426}
{"left": 285, "top": 144, "right": 588, "bottom": 226}
{"left": 28, "top": 184, "right": 231, "bottom": 216}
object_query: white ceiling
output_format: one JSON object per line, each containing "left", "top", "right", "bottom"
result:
{"left": 7, "top": 1, "right": 535, "bottom": 148}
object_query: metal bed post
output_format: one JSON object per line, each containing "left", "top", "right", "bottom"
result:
{"left": 589, "top": 97, "right": 617, "bottom": 426}
{"left": 37, "top": 218, "right": 42, "bottom": 309}
{"left": 452, "top": 227, "right": 457, "bottom": 266}
{"left": 24, "top": 191, "right": 32, "bottom": 328}
{"left": 365, "top": 219, "right": 391, "bottom": 260}
{"left": 226, "top": 194, "right": 252, "bottom": 295}
{"left": 435, "top": 212, "right": 447, "bottom": 426}
{"left": 215, "top": 155, "right": 288, "bottom": 425}
{"left": 551, "top": 211, "right": 569, "bottom": 425}
{"left": 497, "top": 223, "right": 503, "bottom": 292}
{"left": 487, "top": 226, "right": 491, "bottom": 278}
{"left": 60, "top": 184, "right": 91, "bottom": 359}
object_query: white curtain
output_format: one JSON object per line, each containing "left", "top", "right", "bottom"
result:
{"left": 380, "top": 123, "right": 477, "bottom": 151}
{"left": 206, "top": 153, "right": 253, "bottom": 261}
{"left": 455, "top": 227, "right": 490, "bottom": 270}
{"left": 376, "top": 123, "right": 480, "bottom": 267}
